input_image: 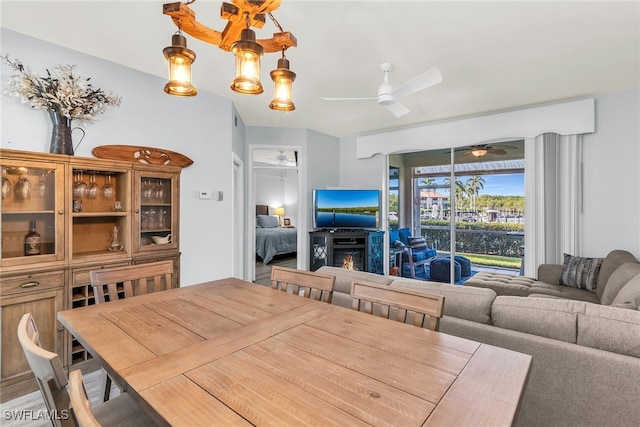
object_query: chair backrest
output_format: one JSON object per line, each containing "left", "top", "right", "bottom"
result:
{"left": 17, "top": 313, "right": 74, "bottom": 427}
{"left": 270, "top": 266, "right": 336, "bottom": 303}
{"left": 68, "top": 370, "right": 101, "bottom": 427}
{"left": 90, "top": 260, "right": 174, "bottom": 304}
{"left": 350, "top": 280, "right": 445, "bottom": 331}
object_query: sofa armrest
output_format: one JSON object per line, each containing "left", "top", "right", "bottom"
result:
{"left": 537, "top": 264, "right": 563, "bottom": 285}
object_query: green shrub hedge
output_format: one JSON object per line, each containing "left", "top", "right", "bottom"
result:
{"left": 421, "top": 220, "right": 524, "bottom": 258}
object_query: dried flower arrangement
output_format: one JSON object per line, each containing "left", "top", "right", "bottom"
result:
{"left": 1, "top": 54, "right": 121, "bottom": 123}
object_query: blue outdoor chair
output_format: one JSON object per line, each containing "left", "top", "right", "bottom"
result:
{"left": 390, "top": 228, "right": 437, "bottom": 279}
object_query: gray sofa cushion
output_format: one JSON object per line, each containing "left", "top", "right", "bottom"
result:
{"left": 492, "top": 296, "right": 587, "bottom": 343}
{"left": 596, "top": 250, "right": 639, "bottom": 301}
{"left": 611, "top": 273, "right": 640, "bottom": 309}
{"left": 600, "top": 263, "right": 640, "bottom": 305}
{"left": 577, "top": 304, "right": 640, "bottom": 357}
{"left": 390, "top": 279, "right": 496, "bottom": 324}
{"left": 464, "top": 273, "right": 536, "bottom": 297}
{"left": 527, "top": 281, "right": 600, "bottom": 303}
{"left": 316, "top": 266, "right": 393, "bottom": 295}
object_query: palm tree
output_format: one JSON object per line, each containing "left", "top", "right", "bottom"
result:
{"left": 466, "top": 175, "right": 485, "bottom": 213}
{"left": 444, "top": 177, "right": 466, "bottom": 212}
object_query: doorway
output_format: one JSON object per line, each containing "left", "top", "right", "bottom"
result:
{"left": 248, "top": 146, "right": 302, "bottom": 282}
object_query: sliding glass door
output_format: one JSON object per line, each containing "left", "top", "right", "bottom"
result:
{"left": 389, "top": 141, "right": 525, "bottom": 283}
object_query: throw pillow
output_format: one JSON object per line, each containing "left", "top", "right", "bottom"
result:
{"left": 559, "top": 253, "right": 604, "bottom": 293}
{"left": 397, "top": 228, "right": 411, "bottom": 245}
{"left": 407, "top": 236, "right": 427, "bottom": 250}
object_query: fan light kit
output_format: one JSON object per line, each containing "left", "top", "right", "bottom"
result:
{"left": 162, "top": 0, "right": 297, "bottom": 111}
{"left": 471, "top": 147, "right": 489, "bottom": 157}
{"left": 446, "top": 144, "right": 517, "bottom": 158}
{"left": 322, "top": 63, "right": 442, "bottom": 118}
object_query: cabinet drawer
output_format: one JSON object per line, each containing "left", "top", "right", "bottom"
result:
{"left": 72, "top": 262, "right": 130, "bottom": 285}
{"left": 0, "top": 271, "right": 65, "bottom": 296}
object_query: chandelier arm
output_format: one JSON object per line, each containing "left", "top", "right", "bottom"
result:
{"left": 257, "top": 32, "right": 297, "bottom": 52}
{"left": 165, "top": 2, "right": 295, "bottom": 52}
{"left": 164, "top": 3, "right": 223, "bottom": 46}
{"left": 233, "top": 0, "right": 282, "bottom": 15}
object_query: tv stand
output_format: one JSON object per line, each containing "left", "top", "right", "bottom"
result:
{"left": 309, "top": 230, "right": 383, "bottom": 274}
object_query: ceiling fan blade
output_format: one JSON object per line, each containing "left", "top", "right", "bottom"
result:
{"left": 488, "top": 148, "right": 507, "bottom": 155}
{"left": 391, "top": 67, "right": 442, "bottom": 99}
{"left": 384, "top": 102, "right": 410, "bottom": 118}
{"left": 321, "top": 97, "right": 377, "bottom": 101}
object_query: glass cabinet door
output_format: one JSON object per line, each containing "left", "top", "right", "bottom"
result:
{"left": 69, "top": 162, "right": 131, "bottom": 262}
{"left": 1, "top": 159, "right": 65, "bottom": 267}
{"left": 133, "top": 169, "right": 179, "bottom": 253}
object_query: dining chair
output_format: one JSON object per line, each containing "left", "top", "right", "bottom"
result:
{"left": 16, "top": 313, "right": 155, "bottom": 427}
{"left": 350, "top": 280, "right": 445, "bottom": 331}
{"left": 270, "top": 266, "right": 336, "bottom": 303}
{"left": 68, "top": 370, "right": 100, "bottom": 427}
{"left": 90, "top": 260, "right": 174, "bottom": 304}
{"left": 90, "top": 260, "right": 174, "bottom": 401}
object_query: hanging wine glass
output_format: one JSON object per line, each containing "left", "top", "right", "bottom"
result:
{"left": 87, "top": 172, "right": 100, "bottom": 199}
{"left": 15, "top": 170, "right": 31, "bottom": 200}
{"left": 102, "top": 174, "right": 114, "bottom": 199}
{"left": 73, "top": 171, "right": 87, "bottom": 198}
{"left": 36, "top": 173, "right": 47, "bottom": 197}
{"left": 1, "top": 168, "right": 11, "bottom": 200}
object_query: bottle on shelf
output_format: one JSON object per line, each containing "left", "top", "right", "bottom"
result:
{"left": 24, "top": 220, "right": 41, "bottom": 256}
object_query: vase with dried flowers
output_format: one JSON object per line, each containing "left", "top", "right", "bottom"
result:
{"left": 1, "top": 55, "right": 122, "bottom": 155}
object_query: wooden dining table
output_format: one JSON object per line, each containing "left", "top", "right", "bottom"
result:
{"left": 57, "top": 278, "right": 531, "bottom": 426}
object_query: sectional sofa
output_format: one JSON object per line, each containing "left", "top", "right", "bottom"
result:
{"left": 317, "top": 250, "right": 640, "bottom": 427}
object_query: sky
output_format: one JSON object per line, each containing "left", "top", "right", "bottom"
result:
{"left": 477, "top": 174, "right": 524, "bottom": 197}
{"left": 430, "top": 173, "right": 524, "bottom": 197}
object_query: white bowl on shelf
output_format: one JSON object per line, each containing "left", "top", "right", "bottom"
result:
{"left": 151, "top": 234, "right": 171, "bottom": 244}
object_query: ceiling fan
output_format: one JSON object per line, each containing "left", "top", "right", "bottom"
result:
{"left": 321, "top": 63, "right": 442, "bottom": 118}
{"left": 449, "top": 144, "right": 517, "bottom": 158}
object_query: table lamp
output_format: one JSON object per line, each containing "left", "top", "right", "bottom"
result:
{"left": 274, "top": 207, "right": 285, "bottom": 225}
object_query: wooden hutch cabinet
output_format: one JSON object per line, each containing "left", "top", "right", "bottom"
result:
{"left": 0, "top": 148, "right": 182, "bottom": 401}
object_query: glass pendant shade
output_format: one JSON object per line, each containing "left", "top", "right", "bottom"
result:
{"left": 269, "top": 56, "right": 296, "bottom": 111}
{"left": 163, "top": 34, "right": 197, "bottom": 96}
{"left": 231, "top": 28, "right": 264, "bottom": 94}
{"left": 471, "top": 148, "right": 488, "bottom": 157}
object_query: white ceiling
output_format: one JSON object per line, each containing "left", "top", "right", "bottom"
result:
{"left": 2, "top": 1, "right": 639, "bottom": 138}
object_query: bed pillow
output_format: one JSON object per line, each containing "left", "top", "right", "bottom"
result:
{"left": 257, "top": 215, "right": 279, "bottom": 228}
{"left": 559, "top": 253, "right": 604, "bottom": 293}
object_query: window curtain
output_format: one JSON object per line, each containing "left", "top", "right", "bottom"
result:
{"left": 525, "top": 133, "right": 583, "bottom": 275}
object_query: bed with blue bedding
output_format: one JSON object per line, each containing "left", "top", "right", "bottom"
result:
{"left": 255, "top": 206, "right": 297, "bottom": 264}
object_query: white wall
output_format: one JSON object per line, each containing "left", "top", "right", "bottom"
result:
{"left": 1, "top": 29, "right": 237, "bottom": 285}
{"left": 582, "top": 90, "right": 640, "bottom": 258}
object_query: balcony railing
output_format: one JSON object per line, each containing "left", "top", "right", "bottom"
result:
{"left": 423, "top": 225, "right": 523, "bottom": 257}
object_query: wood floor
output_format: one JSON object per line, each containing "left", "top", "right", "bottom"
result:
{"left": 0, "top": 369, "right": 121, "bottom": 427}
{"left": 254, "top": 252, "right": 298, "bottom": 286}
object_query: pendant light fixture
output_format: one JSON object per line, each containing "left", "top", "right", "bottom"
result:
{"left": 230, "top": 15, "right": 264, "bottom": 95}
{"left": 162, "top": 27, "right": 197, "bottom": 97}
{"left": 162, "top": 1, "right": 297, "bottom": 109}
{"left": 269, "top": 49, "right": 296, "bottom": 111}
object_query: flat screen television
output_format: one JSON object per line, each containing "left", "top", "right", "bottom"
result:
{"left": 313, "top": 189, "right": 381, "bottom": 230}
